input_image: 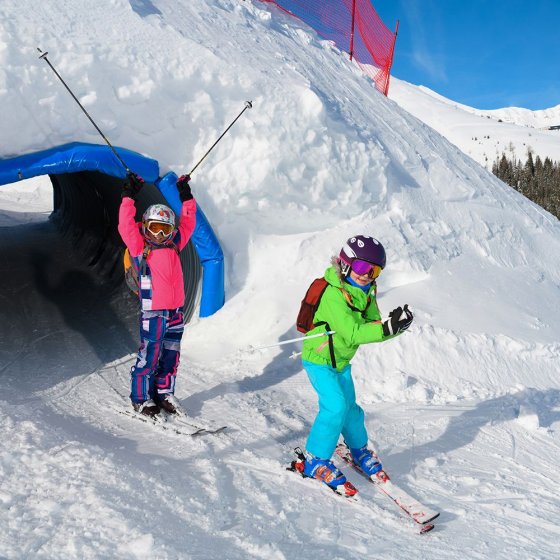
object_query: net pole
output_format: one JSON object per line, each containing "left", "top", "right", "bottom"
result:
{"left": 384, "top": 20, "right": 399, "bottom": 96}
{"left": 349, "top": 0, "right": 357, "bottom": 61}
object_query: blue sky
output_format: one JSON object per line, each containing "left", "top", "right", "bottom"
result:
{"left": 374, "top": 0, "right": 560, "bottom": 110}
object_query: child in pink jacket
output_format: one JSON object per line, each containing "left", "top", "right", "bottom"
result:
{"left": 118, "top": 173, "right": 196, "bottom": 417}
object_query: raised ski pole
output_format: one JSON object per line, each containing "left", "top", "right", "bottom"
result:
{"left": 189, "top": 100, "right": 253, "bottom": 175}
{"left": 249, "top": 330, "right": 336, "bottom": 352}
{"left": 37, "top": 48, "right": 132, "bottom": 174}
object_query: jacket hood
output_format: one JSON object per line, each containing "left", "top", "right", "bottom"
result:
{"left": 324, "top": 266, "right": 375, "bottom": 310}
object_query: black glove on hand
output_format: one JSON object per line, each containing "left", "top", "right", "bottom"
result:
{"left": 177, "top": 174, "right": 193, "bottom": 202}
{"left": 382, "top": 304, "right": 414, "bottom": 336}
{"left": 122, "top": 172, "right": 144, "bottom": 199}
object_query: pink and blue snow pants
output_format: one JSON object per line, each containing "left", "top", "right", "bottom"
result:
{"left": 130, "top": 308, "right": 184, "bottom": 404}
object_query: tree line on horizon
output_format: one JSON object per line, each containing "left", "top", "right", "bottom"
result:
{"left": 491, "top": 150, "right": 560, "bottom": 220}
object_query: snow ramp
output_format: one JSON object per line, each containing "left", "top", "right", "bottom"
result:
{"left": 0, "top": 142, "right": 224, "bottom": 383}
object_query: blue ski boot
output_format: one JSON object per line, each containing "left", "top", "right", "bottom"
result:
{"left": 291, "top": 448, "right": 357, "bottom": 497}
{"left": 350, "top": 445, "right": 383, "bottom": 476}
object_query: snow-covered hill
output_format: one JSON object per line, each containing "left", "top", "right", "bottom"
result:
{"left": 390, "top": 80, "right": 560, "bottom": 169}
{"left": 1, "top": 1, "right": 560, "bottom": 559}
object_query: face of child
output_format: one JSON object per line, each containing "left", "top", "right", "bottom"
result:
{"left": 144, "top": 230, "right": 165, "bottom": 244}
{"left": 143, "top": 220, "right": 174, "bottom": 244}
{"left": 349, "top": 269, "right": 374, "bottom": 286}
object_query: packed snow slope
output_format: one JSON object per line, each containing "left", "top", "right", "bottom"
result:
{"left": 390, "top": 80, "right": 560, "bottom": 169}
{"left": 1, "top": 1, "right": 560, "bottom": 559}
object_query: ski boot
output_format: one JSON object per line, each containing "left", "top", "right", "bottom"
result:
{"left": 132, "top": 399, "right": 160, "bottom": 418}
{"left": 157, "top": 393, "right": 181, "bottom": 415}
{"left": 350, "top": 445, "right": 383, "bottom": 476}
{"left": 289, "top": 447, "right": 357, "bottom": 497}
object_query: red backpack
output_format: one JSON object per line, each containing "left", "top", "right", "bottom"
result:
{"left": 296, "top": 277, "right": 330, "bottom": 333}
{"left": 296, "top": 277, "right": 374, "bottom": 333}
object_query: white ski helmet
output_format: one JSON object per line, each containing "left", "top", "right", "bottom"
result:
{"left": 142, "top": 204, "right": 176, "bottom": 240}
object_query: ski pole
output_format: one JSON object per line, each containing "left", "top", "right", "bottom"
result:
{"left": 249, "top": 330, "right": 336, "bottom": 352}
{"left": 189, "top": 100, "right": 253, "bottom": 175}
{"left": 37, "top": 48, "right": 132, "bottom": 174}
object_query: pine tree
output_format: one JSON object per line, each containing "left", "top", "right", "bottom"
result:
{"left": 491, "top": 151, "right": 560, "bottom": 220}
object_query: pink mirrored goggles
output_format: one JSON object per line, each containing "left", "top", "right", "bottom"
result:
{"left": 351, "top": 259, "right": 383, "bottom": 279}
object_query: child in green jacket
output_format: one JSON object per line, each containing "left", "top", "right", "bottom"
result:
{"left": 295, "top": 235, "right": 413, "bottom": 496}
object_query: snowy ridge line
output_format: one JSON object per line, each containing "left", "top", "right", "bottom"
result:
{"left": 391, "top": 79, "right": 560, "bottom": 171}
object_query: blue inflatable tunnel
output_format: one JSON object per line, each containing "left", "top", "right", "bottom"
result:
{"left": 0, "top": 142, "right": 224, "bottom": 319}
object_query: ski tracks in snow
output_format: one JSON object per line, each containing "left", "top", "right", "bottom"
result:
{"left": 4, "top": 350, "right": 560, "bottom": 559}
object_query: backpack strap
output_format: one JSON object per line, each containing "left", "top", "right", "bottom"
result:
{"left": 300, "top": 280, "right": 374, "bottom": 369}
{"left": 313, "top": 320, "right": 337, "bottom": 369}
{"left": 340, "top": 286, "right": 373, "bottom": 317}
{"left": 134, "top": 242, "right": 180, "bottom": 302}
{"left": 138, "top": 245, "right": 151, "bottom": 277}
{"left": 138, "top": 241, "right": 179, "bottom": 269}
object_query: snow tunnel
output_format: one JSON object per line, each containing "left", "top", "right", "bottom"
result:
{"left": 0, "top": 143, "right": 224, "bottom": 380}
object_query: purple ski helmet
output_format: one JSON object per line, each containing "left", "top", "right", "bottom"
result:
{"left": 338, "top": 235, "right": 386, "bottom": 276}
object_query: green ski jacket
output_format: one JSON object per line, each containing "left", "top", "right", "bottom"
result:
{"left": 301, "top": 266, "right": 397, "bottom": 371}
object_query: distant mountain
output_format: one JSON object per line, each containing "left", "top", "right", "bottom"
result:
{"left": 390, "top": 79, "right": 560, "bottom": 169}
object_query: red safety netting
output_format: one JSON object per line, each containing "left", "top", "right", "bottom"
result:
{"left": 258, "top": 0, "right": 397, "bottom": 95}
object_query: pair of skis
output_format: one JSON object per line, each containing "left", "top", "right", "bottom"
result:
{"left": 290, "top": 443, "right": 439, "bottom": 534}
{"left": 116, "top": 407, "right": 227, "bottom": 437}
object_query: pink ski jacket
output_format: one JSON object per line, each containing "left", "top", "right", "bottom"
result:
{"left": 118, "top": 197, "right": 197, "bottom": 311}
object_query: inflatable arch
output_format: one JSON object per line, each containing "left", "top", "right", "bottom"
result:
{"left": 0, "top": 142, "right": 224, "bottom": 320}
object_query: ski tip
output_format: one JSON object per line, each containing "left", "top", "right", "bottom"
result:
{"left": 189, "top": 425, "right": 228, "bottom": 437}
{"left": 209, "top": 426, "right": 228, "bottom": 435}
{"left": 189, "top": 429, "right": 207, "bottom": 437}
{"left": 419, "top": 523, "right": 435, "bottom": 534}
{"left": 418, "top": 513, "right": 439, "bottom": 533}
{"left": 417, "top": 512, "right": 440, "bottom": 525}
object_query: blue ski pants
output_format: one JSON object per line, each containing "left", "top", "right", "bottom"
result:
{"left": 130, "top": 308, "right": 184, "bottom": 403}
{"left": 303, "top": 360, "right": 368, "bottom": 460}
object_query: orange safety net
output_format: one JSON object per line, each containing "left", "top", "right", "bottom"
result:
{"left": 259, "top": 0, "right": 397, "bottom": 95}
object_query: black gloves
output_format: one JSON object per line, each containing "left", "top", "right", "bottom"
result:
{"left": 176, "top": 174, "right": 193, "bottom": 202}
{"left": 122, "top": 172, "right": 144, "bottom": 199}
{"left": 122, "top": 172, "right": 193, "bottom": 201}
{"left": 382, "top": 304, "right": 414, "bottom": 336}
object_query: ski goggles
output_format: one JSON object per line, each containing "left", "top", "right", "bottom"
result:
{"left": 146, "top": 220, "right": 174, "bottom": 238}
{"left": 351, "top": 259, "right": 383, "bottom": 279}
